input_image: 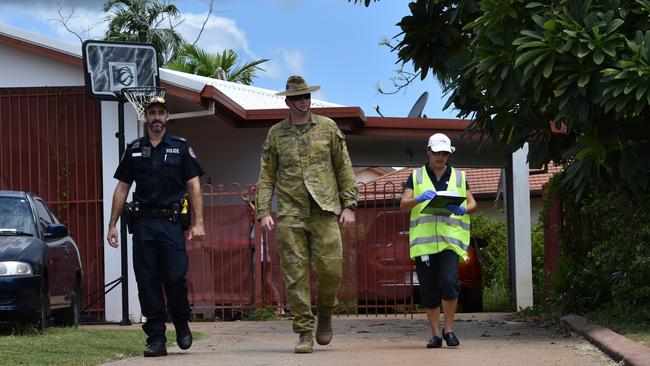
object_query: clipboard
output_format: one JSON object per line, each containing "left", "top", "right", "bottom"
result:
{"left": 421, "top": 190, "right": 466, "bottom": 215}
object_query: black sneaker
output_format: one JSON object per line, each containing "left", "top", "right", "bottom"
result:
{"left": 426, "top": 336, "right": 442, "bottom": 348}
{"left": 442, "top": 329, "right": 460, "bottom": 347}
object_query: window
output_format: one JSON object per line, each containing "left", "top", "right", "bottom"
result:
{"left": 34, "top": 199, "right": 53, "bottom": 232}
{"left": 0, "top": 197, "right": 36, "bottom": 235}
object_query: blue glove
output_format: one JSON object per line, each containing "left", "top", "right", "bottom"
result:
{"left": 446, "top": 204, "right": 467, "bottom": 216}
{"left": 416, "top": 190, "right": 437, "bottom": 203}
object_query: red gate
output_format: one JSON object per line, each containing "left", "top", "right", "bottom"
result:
{"left": 188, "top": 181, "right": 417, "bottom": 319}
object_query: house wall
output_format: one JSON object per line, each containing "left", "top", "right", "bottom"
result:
{"left": 167, "top": 117, "right": 269, "bottom": 186}
{"left": 476, "top": 196, "right": 544, "bottom": 224}
{"left": 355, "top": 169, "right": 385, "bottom": 183}
{"left": 101, "top": 102, "right": 142, "bottom": 322}
{"left": 0, "top": 43, "right": 83, "bottom": 87}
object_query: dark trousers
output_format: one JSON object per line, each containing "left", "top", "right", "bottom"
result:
{"left": 415, "top": 250, "right": 460, "bottom": 309}
{"left": 132, "top": 218, "right": 191, "bottom": 344}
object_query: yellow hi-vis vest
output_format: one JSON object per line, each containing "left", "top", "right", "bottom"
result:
{"left": 409, "top": 166, "right": 470, "bottom": 262}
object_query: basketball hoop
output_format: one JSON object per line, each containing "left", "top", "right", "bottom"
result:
{"left": 120, "top": 87, "right": 167, "bottom": 121}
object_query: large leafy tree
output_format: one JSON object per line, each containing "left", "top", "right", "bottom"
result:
{"left": 353, "top": 0, "right": 650, "bottom": 195}
{"left": 166, "top": 44, "right": 269, "bottom": 85}
{"left": 103, "top": 0, "right": 184, "bottom": 65}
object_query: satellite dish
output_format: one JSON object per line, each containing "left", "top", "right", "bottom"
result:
{"left": 407, "top": 91, "right": 429, "bottom": 118}
{"left": 374, "top": 104, "right": 385, "bottom": 117}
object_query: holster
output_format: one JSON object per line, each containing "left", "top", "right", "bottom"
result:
{"left": 180, "top": 198, "right": 191, "bottom": 231}
{"left": 122, "top": 201, "right": 136, "bottom": 234}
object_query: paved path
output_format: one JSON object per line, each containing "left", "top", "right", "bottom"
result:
{"left": 99, "top": 313, "right": 619, "bottom": 366}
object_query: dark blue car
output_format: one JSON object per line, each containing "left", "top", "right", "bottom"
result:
{"left": 0, "top": 190, "right": 82, "bottom": 329}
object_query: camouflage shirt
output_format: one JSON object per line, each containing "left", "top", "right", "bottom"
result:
{"left": 256, "top": 113, "right": 358, "bottom": 219}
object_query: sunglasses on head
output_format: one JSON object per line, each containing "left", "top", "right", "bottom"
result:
{"left": 287, "top": 93, "right": 311, "bottom": 101}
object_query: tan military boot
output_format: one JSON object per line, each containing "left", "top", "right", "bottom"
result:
{"left": 316, "top": 315, "right": 332, "bottom": 345}
{"left": 294, "top": 332, "right": 314, "bottom": 353}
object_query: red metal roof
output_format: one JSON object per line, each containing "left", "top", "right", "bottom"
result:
{"left": 360, "top": 164, "right": 563, "bottom": 199}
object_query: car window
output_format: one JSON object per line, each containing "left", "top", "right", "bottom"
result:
{"left": 34, "top": 199, "right": 54, "bottom": 232}
{"left": 0, "top": 197, "right": 36, "bottom": 235}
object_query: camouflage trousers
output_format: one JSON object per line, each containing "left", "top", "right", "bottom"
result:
{"left": 276, "top": 211, "right": 342, "bottom": 333}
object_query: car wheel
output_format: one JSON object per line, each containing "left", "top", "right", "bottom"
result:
{"left": 35, "top": 276, "right": 50, "bottom": 331}
{"left": 56, "top": 280, "right": 81, "bottom": 326}
{"left": 461, "top": 287, "right": 483, "bottom": 312}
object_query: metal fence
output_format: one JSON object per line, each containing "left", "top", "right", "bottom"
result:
{"left": 187, "top": 181, "right": 417, "bottom": 319}
{"left": 0, "top": 87, "right": 105, "bottom": 319}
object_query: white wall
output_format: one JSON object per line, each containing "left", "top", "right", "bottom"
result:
{"left": 101, "top": 102, "right": 142, "bottom": 322}
{"left": 0, "top": 44, "right": 83, "bottom": 87}
{"left": 477, "top": 197, "right": 544, "bottom": 224}
{"left": 167, "top": 117, "right": 269, "bottom": 186}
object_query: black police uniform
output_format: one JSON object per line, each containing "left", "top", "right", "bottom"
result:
{"left": 114, "top": 132, "right": 204, "bottom": 345}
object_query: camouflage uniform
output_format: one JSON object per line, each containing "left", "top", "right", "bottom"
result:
{"left": 257, "top": 113, "right": 357, "bottom": 333}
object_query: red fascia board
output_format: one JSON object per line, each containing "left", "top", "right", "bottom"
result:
{"left": 200, "top": 84, "right": 367, "bottom": 128}
{"left": 365, "top": 116, "right": 471, "bottom": 129}
{"left": 352, "top": 117, "right": 473, "bottom": 137}
{"left": 0, "top": 34, "right": 82, "bottom": 68}
{"left": 200, "top": 84, "right": 247, "bottom": 119}
{"left": 162, "top": 82, "right": 203, "bottom": 104}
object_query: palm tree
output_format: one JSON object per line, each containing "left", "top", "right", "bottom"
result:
{"left": 167, "top": 43, "right": 269, "bottom": 85}
{"left": 103, "top": 0, "right": 184, "bottom": 64}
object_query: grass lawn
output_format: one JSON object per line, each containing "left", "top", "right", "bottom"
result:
{"left": 584, "top": 304, "right": 650, "bottom": 348}
{"left": 0, "top": 326, "right": 199, "bottom": 366}
{"left": 609, "top": 323, "right": 650, "bottom": 348}
{"left": 587, "top": 312, "right": 650, "bottom": 348}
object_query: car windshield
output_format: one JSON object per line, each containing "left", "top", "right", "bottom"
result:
{"left": 0, "top": 197, "right": 35, "bottom": 236}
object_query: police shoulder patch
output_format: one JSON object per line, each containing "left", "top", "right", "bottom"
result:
{"left": 170, "top": 135, "right": 187, "bottom": 142}
{"left": 127, "top": 137, "right": 144, "bottom": 148}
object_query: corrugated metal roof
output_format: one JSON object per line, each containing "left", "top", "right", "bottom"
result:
{"left": 161, "top": 68, "right": 343, "bottom": 110}
{"left": 362, "top": 164, "right": 563, "bottom": 198}
{"left": 0, "top": 23, "right": 81, "bottom": 57}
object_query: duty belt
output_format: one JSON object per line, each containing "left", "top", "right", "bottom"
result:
{"left": 136, "top": 207, "right": 175, "bottom": 219}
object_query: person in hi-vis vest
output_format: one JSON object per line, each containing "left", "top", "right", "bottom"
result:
{"left": 400, "top": 133, "right": 477, "bottom": 349}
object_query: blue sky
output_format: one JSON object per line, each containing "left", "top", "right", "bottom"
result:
{"left": 0, "top": 0, "right": 457, "bottom": 119}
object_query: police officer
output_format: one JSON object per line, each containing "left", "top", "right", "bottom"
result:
{"left": 257, "top": 75, "right": 358, "bottom": 353}
{"left": 106, "top": 96, "right": 205, "bottom": 357}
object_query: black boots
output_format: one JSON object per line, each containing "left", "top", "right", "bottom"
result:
{"left": 175, "top": 322, "right": 193, "bottom": 350}
{"left": 144, "top": 340, "right": 167, "bottom": 357}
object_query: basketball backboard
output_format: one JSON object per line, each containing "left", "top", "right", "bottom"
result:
{"left": 82, "top": 40, "right": 159, "bottom": 101}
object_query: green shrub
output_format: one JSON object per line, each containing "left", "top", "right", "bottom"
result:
{"left": 470, "top": 214, "right": 545, "bottom": 310}
{"left": 550, "top": 180, "right": 650, "bottom": 316}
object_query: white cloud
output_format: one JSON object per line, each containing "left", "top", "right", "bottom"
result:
{"left": 47, "top": 7, "right": 108, "bottom": 43}
{"left": 0, "top": 2, "right": 106, "bottom": 44}
{"left": 177, "top": 13, "right": 254, "bottom": 56}
{"left": 278, "top": 48, "right": 304, "bottom": 75}
{"left": 262, "top": 47, "right": 305, "bottom": 79}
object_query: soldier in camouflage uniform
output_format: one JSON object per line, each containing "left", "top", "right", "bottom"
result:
{"left": 256, "top": 75, "right": 358, "bottom": 354}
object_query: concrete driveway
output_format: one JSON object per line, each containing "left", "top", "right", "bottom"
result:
{"left": 101, "top": 313, "right": 618, "bottom": 366}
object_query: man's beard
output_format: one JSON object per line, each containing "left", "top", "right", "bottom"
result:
{"left": 147, "top": 120, "right": 166, "bottom": 133}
